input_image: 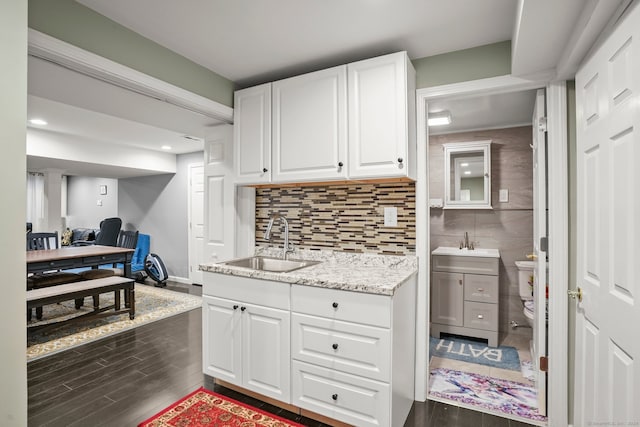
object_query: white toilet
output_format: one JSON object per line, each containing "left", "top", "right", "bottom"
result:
{"left": 515, "top": 260, "right": 535, "bottom": 327}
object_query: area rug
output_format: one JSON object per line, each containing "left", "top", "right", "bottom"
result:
{"left": 429, "top": 367, "right": 546, "bottom": 422}
{"left": 138, "top": 387, "right": 304, "bottom": 427}
{"left": 27, "top": 284, "right": 202, "bottom": 361}
{"left": 429, "top": 336, "right": 521, "bottom": 371}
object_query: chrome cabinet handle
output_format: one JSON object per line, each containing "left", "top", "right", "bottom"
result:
{"left": 477, "top": 314, "right": 484, "bottom": 319}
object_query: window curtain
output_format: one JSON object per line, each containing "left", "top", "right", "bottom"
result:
{"left": 26, "top": 172, "right": 44, "bottom": 230}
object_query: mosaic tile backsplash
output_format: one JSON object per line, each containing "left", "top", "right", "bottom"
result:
{"left": 255, "top": 182, "right": 416, "bottom": 255}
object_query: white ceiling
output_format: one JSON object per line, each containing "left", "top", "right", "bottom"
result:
{"left": 77, "top": 0, "right": 518, "bottom": 87}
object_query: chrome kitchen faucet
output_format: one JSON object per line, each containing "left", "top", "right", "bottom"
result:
{"left": 264, "top": 213, "right": 294, "bottom": 259}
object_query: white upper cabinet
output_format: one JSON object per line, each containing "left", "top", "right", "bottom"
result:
{"left": 232, "top": 52, "right": 415, "bottom": 185}
{"left": 234, "top": 83, "right": 271, "bottom": 184}
{"left": 348, "top": 52, "right": 416, "bottom": 180}
{"left": 272, "top": 66, "right": 348, "bottom": 182}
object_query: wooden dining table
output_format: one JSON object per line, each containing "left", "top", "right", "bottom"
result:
{"left": 26, "top": 245, "right": 135, "bottom": 278}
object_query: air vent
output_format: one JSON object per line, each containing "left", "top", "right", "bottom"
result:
{"left": 182, "top": 135, "right": 202, "bottom": 142}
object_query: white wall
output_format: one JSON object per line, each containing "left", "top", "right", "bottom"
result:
{"left": 0, "top": 1, "right": 28, "bottom": 424}
{"left": 66, "top": 176, "right": 119, "bottom": 229}
{"left": 118, "top": 152, "right": 203, "bottom": 280}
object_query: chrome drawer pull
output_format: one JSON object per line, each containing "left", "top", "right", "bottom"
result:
{"left": 477, "top": 288, "right": 484, "bottom": 292}
{"left": 477, "top": 314, "right": 484, "bottom": 319}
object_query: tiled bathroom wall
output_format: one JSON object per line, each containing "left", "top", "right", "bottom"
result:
{"left": 430, "top": 126, "right": 534, "bottom": 338}
{"left": 255, "top": 182, "right": 416, "bottom": 255}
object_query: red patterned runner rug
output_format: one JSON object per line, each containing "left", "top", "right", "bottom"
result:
{"left": 138, "top": 387, "right": 305, "bottom": 427}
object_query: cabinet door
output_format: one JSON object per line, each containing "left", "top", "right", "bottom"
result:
{"left": 431, "top": 271, "right": 464, "bottom": 326}
{"left": 234, "top": 83, "right": 271, "bottom": 184}
{"left": 202, "top": 295, "right": 242, "bottom": 384}
{"left": 272, "top": 66, "right": 347, "bottom": 182}
{"left": 348, "top": 52, "right": 415, "bottom": 179}
{"left": 242, "top": 302, "right": 291, "bottom": 402}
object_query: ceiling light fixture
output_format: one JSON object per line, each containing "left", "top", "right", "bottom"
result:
{"left": 464, "top": 171, "right": 471, "bottom": 175}
{"left": 461, "top": 162, "right": 469, "bottom": 167}
{"left": 427, "top": 111, "right": 452, "bottom": 127}
{"left": 29, "top": 118, "right": 48, "bottom": 126}
{"left": 161, "top": 145, "right": 172, "bottom": 150}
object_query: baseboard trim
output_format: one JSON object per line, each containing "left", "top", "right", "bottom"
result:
{"left": 168, "top": 275, "right": 192, "bottom": 285}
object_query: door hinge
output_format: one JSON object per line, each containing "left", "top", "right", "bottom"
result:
{"left": 538, "top": 117, "right": 548, "bottom": 132}
{"left": 540, "top": 236, "right": 548, "bottom": 252}
{"left": 539, "top": 356, "right": 548, "bottom": 372}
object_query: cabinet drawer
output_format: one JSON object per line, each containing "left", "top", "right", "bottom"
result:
{"left": 464, "top": 274, "right": 499, "bottom": 304}
{"left": 29, "top": 259, "right": 75, "bottom": 272}
{"left": 292, "top": 285, "right": 390, "bottom": 328}
{"left": 203, "top": 273, "right": 290, "bottom": 310}
{"left": 463, "top": 301, "right": 498, "bottom": 331}
{"left": 83, "top": 253, "right": 124, "bottom": 264}
{"left": 432, "top": 255, "right": 499, "bottom": 275}
{"left": 292, "top": 313, "right": 390, "bottom": 382}
{"left": 292, "top": 360, "right": 390, "bottom": 427}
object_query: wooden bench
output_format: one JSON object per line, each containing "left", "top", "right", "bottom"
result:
{"left": 27, "top": 276, "right": 135, "bottom": 332}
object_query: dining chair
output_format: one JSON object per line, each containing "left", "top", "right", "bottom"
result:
{"left": 27, "top": 232, "right": 83, "bottom": 321}
{"left": 26, "top": 231, "right": 58, "bottom": 251}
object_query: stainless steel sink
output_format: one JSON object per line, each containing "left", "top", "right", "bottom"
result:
{"left": 222, "top": 256, "right": 321, "bottom": 273}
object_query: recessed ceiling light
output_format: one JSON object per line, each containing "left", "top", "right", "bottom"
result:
{"left": 161, "top": 145, "right": 172, "bottom": 150}
{"left": 461, "top": 163, "right": 469, "bottom": 167}
{"left": 29, "top": 119, "right": 48, "bottom": 126}
{"left": 464, "top": 171, "right": 471, "bottom": 175}
{"left": 427, "top": 111, "right": 451, "bottom": 127}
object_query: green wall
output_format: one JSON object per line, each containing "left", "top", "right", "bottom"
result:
{"left": 413, "top": 41, "right": 511, "bottom": 89}
{"left": 28, "top": 0, "right": 235, "bottom": 107}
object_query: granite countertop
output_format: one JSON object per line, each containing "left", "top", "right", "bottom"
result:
{"left": 199, "top": 247, "right": 418, "bottom": 296}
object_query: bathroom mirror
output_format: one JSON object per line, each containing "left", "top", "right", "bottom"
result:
{"left": 443, "top": 140, "right": 492, "bottom": 209}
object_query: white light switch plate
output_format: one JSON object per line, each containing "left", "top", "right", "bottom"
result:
{"left": 384, "top": 207, "right": 398, "bottom": 227}
{"left": 499, "top": 189, "right": 509, "bottom": 202}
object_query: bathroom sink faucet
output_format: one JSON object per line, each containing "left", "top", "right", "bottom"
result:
{"left": 460, "top": 232, "right": 474, "bottom": 250}
{"left": 264, "top": 213, "right": 294, "bottom": 259}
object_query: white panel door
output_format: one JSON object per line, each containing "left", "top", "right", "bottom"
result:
{"left": 531, "top": 88, "right": 547, "bottom": 415}
{"left": 272, "top": 65, "right": 347, "bottom": 182}
{"left": 348, "top": 51, "right": 415, "bottom": 179}
{"left": 234, "top": 83, "right": 271, "bottom": 184}
{"left": 203, "top": 124, "right": 235, "bottom": 263}
{"left": 242, "top": 302, "right": 290, "bottom": 402}
{"left": 202, "top": 295, "right": 242, "bottom": 384}
{"left": 188, "top": 163, "right": 204, "bottom": 284}
{"left": 574, "top": 3, "right": 640, "bottom": 425}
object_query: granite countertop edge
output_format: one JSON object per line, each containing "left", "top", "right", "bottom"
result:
{"left": 199, "top": 247, "right": 418, "bottom": 296}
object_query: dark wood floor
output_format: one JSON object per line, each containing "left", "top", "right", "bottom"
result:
{"left": 27, "top": 281, "right": 536, "bottom": 427}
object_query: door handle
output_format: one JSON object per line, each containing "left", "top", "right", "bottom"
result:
{"left": 568, "top": 287, "right": 582, "bottom": 302}
{"left": 527, "top": 253, "right": 538, "bottom": 260}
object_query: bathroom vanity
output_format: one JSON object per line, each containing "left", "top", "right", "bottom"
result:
{"left": 430, "top": 246, "right": 500, "bottom": 347}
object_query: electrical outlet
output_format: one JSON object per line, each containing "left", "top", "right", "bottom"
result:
{"left": 499, "top": 189, "right": 509, "bottom": 203}
{"left": 96, "top": 199, "right": 103, "bottom": 206}
{"left": 384, "top": 207, "right": 398, "bottom": 227}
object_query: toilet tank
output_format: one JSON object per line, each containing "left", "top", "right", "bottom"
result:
{"left": 515, "top": 260, "right": 535, "bottom": 300}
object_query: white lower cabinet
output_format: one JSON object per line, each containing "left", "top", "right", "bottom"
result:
{"left": 291, "top": 279, "right": 416, "bottom": 427}
{"left": 202, "top": 274, "right": 290, "bottom": 402}
{"left": 203, "top": 272, "right": 416, "bottom": 426}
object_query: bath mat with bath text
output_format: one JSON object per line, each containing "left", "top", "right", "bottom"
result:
{"left": 429, "top": 336, "right": 521, "bottom": 371}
